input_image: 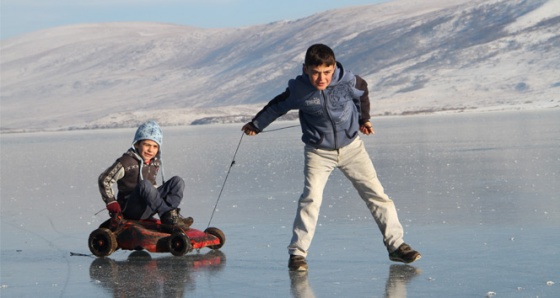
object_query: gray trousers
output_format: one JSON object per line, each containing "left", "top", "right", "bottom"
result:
{"left": 288, "top": 137, "right": 404, "bottom": 257}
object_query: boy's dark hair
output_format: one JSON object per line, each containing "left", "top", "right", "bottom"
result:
{"left": 304, "top": 44, "right": 336, "bottom": 67}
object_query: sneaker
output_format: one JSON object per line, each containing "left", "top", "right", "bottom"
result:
{"left": 288, "top": 255, "right": 308, "bottom": 272}
{"left": 389, "top": 243, "right": 421, "bottom": 263}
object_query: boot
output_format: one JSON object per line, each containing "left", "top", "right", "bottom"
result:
{"left": 160, "top": 209, "right": 193, "bottom": 231}
{"left": 177, "top": 208, "right": 194, "bottom": 228}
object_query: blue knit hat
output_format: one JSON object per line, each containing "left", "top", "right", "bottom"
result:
{"left": 132, "top": 120, "right": 166, "bottom": 183}
{"left": 133, "top": 120, "right": 163, "bottom": 147}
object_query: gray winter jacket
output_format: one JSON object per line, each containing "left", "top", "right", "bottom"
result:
{"left": 251, "top": 62, "right": 371, "bottom": 150}
{"left": 98, "top": 148, "right": 161, "bottom": 205}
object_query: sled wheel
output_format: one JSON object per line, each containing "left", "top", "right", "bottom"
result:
{"left": 168, "top": 232, "right": 191, "bottom": 256}
{"left": 205, "top": 227, "right": 226, "bottom": 250}
{"left": 88, "top": 228, "right": 118, "bottom": 257}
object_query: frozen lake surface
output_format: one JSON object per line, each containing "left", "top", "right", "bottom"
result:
{"left": 1, "top": 110, "right": 559, "bottom": 297}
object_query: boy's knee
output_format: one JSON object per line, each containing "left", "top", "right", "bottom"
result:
{"left": 168, "top": 176, "right": 185, "bottom": 190}
{"left": 138, "top": 179, "right": 157, "bottom": 195}
{"left": 139, "top": 179, "right": 152, "bottom": 186}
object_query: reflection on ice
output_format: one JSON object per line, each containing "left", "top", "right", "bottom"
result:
{"left": 384, "top": 265, "right": 422, "bottom": 298}
{"left": 289, "top": 264, "right": 421, "bottom": 298}
{"left": 289, "top": 271, "right": 315, "bottom": 298}
{"left": 90, "top": 250, "right": 225, "bottom": 297}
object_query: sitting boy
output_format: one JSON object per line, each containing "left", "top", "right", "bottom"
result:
{"left": 98, "top": 120, "right": 192, "bottom": 230}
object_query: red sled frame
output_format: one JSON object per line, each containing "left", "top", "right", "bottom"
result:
{"left": 88, "top": 215, "right": 225, "bottom": 257}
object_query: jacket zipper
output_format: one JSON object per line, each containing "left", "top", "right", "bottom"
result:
{"left": 321, "top": 90, "right": 338, "bottom": 149}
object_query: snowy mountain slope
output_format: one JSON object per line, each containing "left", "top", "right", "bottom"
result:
{"left": 1, "top": 0, "right": 559, "bottom": 132}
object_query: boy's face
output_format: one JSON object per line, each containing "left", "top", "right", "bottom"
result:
{"left": 304, "top": 63, "right": 335, "bottom": 90}
{"left": 135, "top": 140, "right": 159, "bottom": 163}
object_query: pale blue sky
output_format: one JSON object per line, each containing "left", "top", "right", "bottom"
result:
{"left": 0, "top": 0, "right": 389, "bottom": 40}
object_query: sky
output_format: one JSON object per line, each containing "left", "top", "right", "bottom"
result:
{"left": 0, "top": 0, "right": 389, "bottom": 40}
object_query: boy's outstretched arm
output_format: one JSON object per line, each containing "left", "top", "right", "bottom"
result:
{"left": 242, "top": 88, "right": 293, "bottom": 136}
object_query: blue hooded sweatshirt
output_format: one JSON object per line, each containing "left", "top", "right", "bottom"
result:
{"left": 252, "top": 62, "right": 368, "bottom": 150}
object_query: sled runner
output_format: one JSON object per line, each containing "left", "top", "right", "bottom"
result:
{"left": 88, "top": 214, "right": 225, "bottom": 257}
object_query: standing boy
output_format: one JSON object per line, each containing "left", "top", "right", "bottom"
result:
{"left": 98, "top": 120, "right": 193, "bottom": 230}
{"left": 242, "top": 44, "right": 420, "bottom": 271}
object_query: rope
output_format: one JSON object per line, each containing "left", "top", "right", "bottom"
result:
{"left": 205, "top": 124, "right": 298, "bottom": 227}
{"left": 94, "top": 208, "right": 107, "bottom": 216}
{"left": 70, "top": 252, "right": 93, "bottom": 257}
{"left": 207, "top": 132, "right": 244, "bottom": 228}
{"left": 260, "top": 124, "right": 299, "bottom": 133}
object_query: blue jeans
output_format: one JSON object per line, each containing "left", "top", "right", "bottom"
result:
{"left": 122, "top": 176, "right": 185, "bottom": 220}
{"left": 288, "top": 137, "right": 404, "bottom": 257}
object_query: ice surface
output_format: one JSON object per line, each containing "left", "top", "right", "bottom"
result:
{"left": 1, "top": 110, "right": 559, "bottom": 297}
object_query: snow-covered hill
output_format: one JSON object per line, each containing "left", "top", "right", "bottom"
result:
{"left": 1, "top": 0, "right": 559, "bottom": 132}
